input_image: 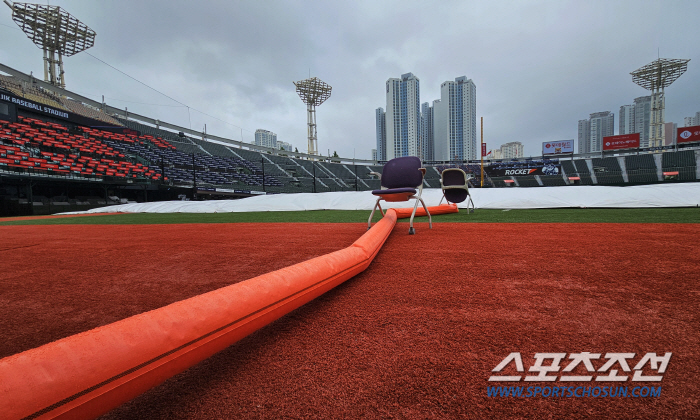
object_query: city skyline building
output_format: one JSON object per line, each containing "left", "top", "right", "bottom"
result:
{"left": 577, "top": 119, "right": 591, "bottom": 154}
{"left": 254, "top": 129, "right": 277, "bottom": 149}
{"left": 277, "top": 140, "right": 293, "bottom": 152}
{"left": 502, "top": 141, "right": 524, "bottom": 159}
{"left": 578, "top": 111, "right": 614, "bottom": 153}
{"left": 375, "top": 107, "right": 386, "bottom": 161}
{"left": 491, "top": 141, "right": 524, "bottom": 159}
{"left": 619, "top": 96, "right": 652, "bottom": 147}
{"left": 664, "top": 122, "right": 677, "bottom": 146}
{"left": 619, "top": 104, "right": 635, "bottom": 135}
{"left": 684, "top": 111, "right": 700, "bottom": 127}
{"left": 385, "top": 72, "right": 421, "bottom": 159}
{"left": 433, "top": 76, "right": 477, "bottom": 161}
{"left": 633, "top": 96, "right": 652, "bottom": 147}
{"left": 420, "top": 101, "right": 435, "bottom": 161}
{"left": 591, "top": 111, "right": 614, "bottom": 153}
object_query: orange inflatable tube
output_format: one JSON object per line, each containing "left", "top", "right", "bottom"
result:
{"left": 0, "top": 209, "right": 397, "bottom": 420}
{"left": 392, "top": 203, "right": 458, "bottom": 219}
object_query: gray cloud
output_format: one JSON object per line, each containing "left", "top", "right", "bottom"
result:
{"left": 1, "top": 0, "right": 698, "bottom": 158}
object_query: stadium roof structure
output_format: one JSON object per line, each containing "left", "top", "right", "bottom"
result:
{"left": 630, "top": 58, "right": 690, "bottom": 90}
{"left": 4, "top": 1, "right": 96, "bottom": 88}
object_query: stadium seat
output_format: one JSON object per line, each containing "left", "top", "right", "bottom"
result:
{"left": 439, "top": 168, "right": 474, "bottom": 212}
{"left": 368, "top": 156, "right": 431, "bottom": 235}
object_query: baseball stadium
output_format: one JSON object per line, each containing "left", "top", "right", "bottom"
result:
{"left": 1, "top": 2, "right": 700, "bottom": 420}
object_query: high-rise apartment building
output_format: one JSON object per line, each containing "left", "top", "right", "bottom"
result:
{"left": 375, "top": 107, "right": 386, "bottom": 161}
{"left": 577, "top": 119, "right": 591, "bottom": 154}
{"left": 578, "top": 111, "right": 614, "bottom": 153}
{"left": 420, "top": 102, "right": 434, "bottom": 161}
{"left": 277, "top": 141, "right": 293, "bottom": 152}
{"left": 633, "top": 96, "right": 652, "bottom": 147}
{"left": 385, "top": 73, "right": 421, "bottom": 159}
{"left": 254, "top": 129, "right": 277, "bottom": 148}
{"left": 619, "top": 104, "right": 635, "bottom": 135}
{"left": 433, "top": 76, "right": 477, "bottom": 161}
{"left": 494, "top": 142, "right": 524, "bottom": 159}
{"left": 684, "top": 111, "right": 700, "bottom": 127}
{"left": 590, "top": 111, "right": 614, "bottom": 153}
{"left": 619, "top": 96, "right": 653, "bottom": 146}
{"left": 664, "top": 122, "right": 677, "bottom": 146}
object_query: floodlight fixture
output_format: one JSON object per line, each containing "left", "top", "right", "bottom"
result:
{"left": 294, "top": 77, "right": 332, "bottom": 156}
{"left": 5, "top": 1, "right": 96, "bottom": 89}
{"left": 631, "top": 58, "right": 689, "bottom": 147}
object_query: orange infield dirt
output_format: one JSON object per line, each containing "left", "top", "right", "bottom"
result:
{"left": 1, "top": 222, "right": 699, "bottom": 419}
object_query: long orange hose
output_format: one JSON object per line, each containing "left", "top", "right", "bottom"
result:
{"left": 0, "top": 210, "right": 398, "bottom": 420}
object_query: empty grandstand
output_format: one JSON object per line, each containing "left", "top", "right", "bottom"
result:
{"left": 591, "top": 157, "right": 626, "bottom": 185}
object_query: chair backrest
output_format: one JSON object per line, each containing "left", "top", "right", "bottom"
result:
{"left": 441, "top": 168, "right": 469, "bottom": 203}
{"left": 381, "top": 156, "right": 423, "bottom": 189}
{"left": 442, "top": 168, "right": 468, "bottom": 187}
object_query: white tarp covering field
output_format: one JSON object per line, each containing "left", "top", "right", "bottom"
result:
{"left": 63, "top": 183, "right": 700, "bottom": 214}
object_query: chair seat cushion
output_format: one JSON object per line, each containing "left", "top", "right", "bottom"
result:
{"left": 444, "top": 189, "right": 469, "bottom": 203}
{"left": 372, "top": 187, "right": 417, "bottom": 202}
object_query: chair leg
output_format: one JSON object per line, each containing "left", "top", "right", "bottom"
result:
{"left": 408, "top": 197, "right": 420, "bottom": 234}
{"left": 367, "top": 199, "right": 385, "bottom": 230}
{"left": 368, "top": 198, "right": 380, "bottom": 230}
{"left": 418, "top": 197, "right": 432, "bottom": 228}
{"left": 439, "top": 194, "right": 445, "bottom": 206}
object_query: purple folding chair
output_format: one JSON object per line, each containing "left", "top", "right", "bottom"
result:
{"left": 368, "top": 156, "right": 432, "bottom": 235}
{"left": 439, "top": 168, "right": 474, "bottom": 213}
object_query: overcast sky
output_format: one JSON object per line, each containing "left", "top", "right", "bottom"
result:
{"left": 1, "top": 0, "right": 698, "bottom": 159}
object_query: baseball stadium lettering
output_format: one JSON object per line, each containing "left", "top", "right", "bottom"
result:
{"left": 11, "top": 96, "right": 43, "bottom": 111}
{"left": 44, "top": 107, "right": 69, "bottom": 118}
{"left": 9, "top": 96, "right": 69, "bottom": 119}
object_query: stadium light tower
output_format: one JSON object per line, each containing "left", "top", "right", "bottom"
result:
{"left": 631, "top": 58, "right": 689, "bottom": 148}
{"left": 294, "top": 77, "right": 332, "bottom": 156}
{"left": 4, "top": 0, "right": 96, "bottom": 89}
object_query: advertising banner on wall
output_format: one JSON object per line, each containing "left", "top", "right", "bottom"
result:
{"left": 603, "top": 133, "right": 640, "bottom": 151}
{"left": 542, "top": 140, "right": 574, "bottom": 155}
{"left": 677, "top": 126, "right": 700, "bottom": 144}
{"left": 486, "top": 163, "right": 561, "bottom": 177}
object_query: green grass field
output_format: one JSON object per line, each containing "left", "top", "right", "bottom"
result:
{"left": 1, "top": 207, "right": 699, "bottom": 225}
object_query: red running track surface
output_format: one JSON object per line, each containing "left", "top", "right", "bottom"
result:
{"left": 1, "top": 222, "right": 699, "bottom": 418}
{"left": 0, "top": 223, "right": 360, "bottom": 359}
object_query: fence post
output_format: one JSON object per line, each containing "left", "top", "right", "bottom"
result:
{"left": 355, "top": 164, "right": 358, "bottom": 191}
{"left": 261, "top": 156, "right": 266, "bottom": 193}
{"left": 192, "top": 153, "right": 197, "bottom": 192}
